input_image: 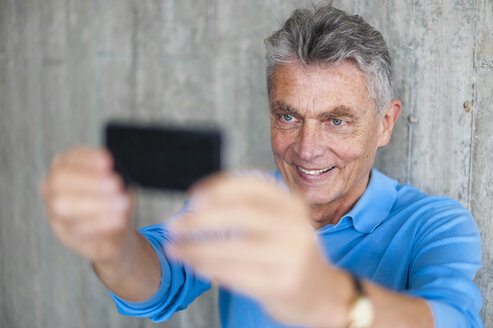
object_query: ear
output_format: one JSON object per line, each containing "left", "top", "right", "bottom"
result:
{"left": 377, "top": 99, "right": 401, "bottom": 147}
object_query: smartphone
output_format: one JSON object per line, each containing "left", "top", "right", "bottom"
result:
{"left": 105, "top": 121, "right": 222, "bottom": 191}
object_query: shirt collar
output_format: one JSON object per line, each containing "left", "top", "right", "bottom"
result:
{"left": 342, "top": 168, "right": 398, "bottom": 233}
{"left": 274, "top": 168, "right": 398, "bottom": 234}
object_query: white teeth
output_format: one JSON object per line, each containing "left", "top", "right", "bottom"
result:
{"left": 298, "top": 166, "right": 334, "bottom": 175}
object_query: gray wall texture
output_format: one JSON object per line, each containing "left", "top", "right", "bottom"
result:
{"left": 0, "top": 0, "right": 492, "bottom": 327}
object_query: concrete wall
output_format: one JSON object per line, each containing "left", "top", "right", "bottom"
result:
{"left": 0, "top": 0, "right": 491, "bottom": 327}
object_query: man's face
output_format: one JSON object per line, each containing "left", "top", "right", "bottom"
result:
{"left": 270, "top": 60, "right": 389, "bottom": 208}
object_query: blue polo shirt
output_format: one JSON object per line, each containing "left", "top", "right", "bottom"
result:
{"left": 110, "top": 169, "right": 483, "bottom": 327}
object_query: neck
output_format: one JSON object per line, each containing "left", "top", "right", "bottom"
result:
{"left": 309, "top": 171, "right": 371, "bottom": 230}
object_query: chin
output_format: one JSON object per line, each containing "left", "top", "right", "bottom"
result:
{"left": 297, "top": 187, "right": 335, "bottom": 206}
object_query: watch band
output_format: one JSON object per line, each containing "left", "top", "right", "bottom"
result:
{"left": 348, "top": 273, "right": 374, "bottom": 328}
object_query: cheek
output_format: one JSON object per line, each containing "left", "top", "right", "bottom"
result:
{"left": 338, "top": 141, "right": 364, "bottom": 161}
{"left": 270, "top": 128, "right": 294, "bottom": 156}
{"left": 333, "top": 131, "right": 374, "bottom": 162}
{"left": 336, "top": 132, "right": 378, "bottom": 166}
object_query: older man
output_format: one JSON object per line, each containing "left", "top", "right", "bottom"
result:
{"left": 41, "top": 4, "right": 482, "bottom": 328}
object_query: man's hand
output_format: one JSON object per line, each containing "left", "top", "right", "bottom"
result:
{"left": 167, "top": 174, "right": 353, "bottom": 327}
{"left": 40, "top": 147, "right": 133, "bottom": 264}
{"left": 40, "top": 147, "right": 163, "bottom": 302}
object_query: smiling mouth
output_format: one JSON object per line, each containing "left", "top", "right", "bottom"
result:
{"left": 297, "top": 166, "right": 335, "bottom": 176}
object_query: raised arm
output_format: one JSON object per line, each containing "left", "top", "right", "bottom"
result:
{"left": 41, "top": 147, "right": 161, "bottom": 301}
{"left": 167, "top": 174, "right": 481, "bottom": 327}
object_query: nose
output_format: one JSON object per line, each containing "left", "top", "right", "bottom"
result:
{"left": 295, "top": 121, "right": 325, "bottom": 161}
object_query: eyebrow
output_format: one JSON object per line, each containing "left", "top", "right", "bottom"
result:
{"left": 270, "top": 100, "right": 357, "bottom": 120}
{"left": 270, "top": 101, "right": 299, "bottom": 115}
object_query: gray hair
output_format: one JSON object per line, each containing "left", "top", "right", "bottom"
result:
{"left": 265, "top": 3, "right": 393, "bottom": 115}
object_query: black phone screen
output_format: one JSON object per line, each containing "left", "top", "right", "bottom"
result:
{"left": 105, "top": 122, "right": 222, "bottom": 191}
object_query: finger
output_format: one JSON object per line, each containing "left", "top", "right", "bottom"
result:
{"left": 170, "top": 198, "right": 311, "bottom": 237}
{"left": 168, "top": 206, "right": 273, "bottom": 237}
{"left": 190, "top": 174, "right": 304, "bottom": 217}
{"left": 187, "top": 171, "right": 226, "bottom": 196}
{"left": 168, "top": 237, "right": 272, "bottom": 267}
{"left": 49, "top": 192, "right": 129, "bottom": 221}
{"left": 194, "top": 173, "right": 289, "bottom": 199}
{"left": 49, "top": 202, "right": 130, "bottom": 247}
{"left": 191, "top": 170, "right": 283, "bottom": 195}
{"left": 167, "top": 228, "right": 312, "bottom": 271}
{"left": 168, "top": 240, "right": 277, "bottom": 298}
{"left": 68, "top": 211, "right": 129, "bottom": 238}
{"left": 54, "top": 147, "right": 113, "bottom": 172}
{"left": 47, "top": 168, "right": 124, "bottom": 195}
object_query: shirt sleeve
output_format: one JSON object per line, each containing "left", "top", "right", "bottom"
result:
{"left": 406, "top": 199, "right": 483, "bottom": 328}
{"left": 109, "top": 212, "right": 211, "bottom": 322}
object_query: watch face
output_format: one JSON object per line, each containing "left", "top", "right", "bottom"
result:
{"left": 349, "top": 297, "right": 374, "bottom": 328}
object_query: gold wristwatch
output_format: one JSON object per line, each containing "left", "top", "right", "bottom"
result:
{"left": 348, "top": 273, "right": 374, "bottom": 328}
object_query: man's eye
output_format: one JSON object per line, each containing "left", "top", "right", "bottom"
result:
{"left": 331, "top": 118, "right": 343, "bottom": 126}
{"left": 282, "top": 114, "right": 295, "bottom": 122}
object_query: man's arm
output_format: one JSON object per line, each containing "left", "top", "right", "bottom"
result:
{"left": 307, "top": 200, "right": 483, "bottom": 328}
{"left": 304, "top": 268, "right": 434, "bottom": 328}
{"left": 92, "top": 230, "right": 161, "bottom": 302}
{"left": 41, "top": 147, "right": 161, "bottom": 301}
{"left": 367, "top": 283, "right": 433, "bottom": 327}
{"left": 167, "top": 174, "right": 480, "bottom": 327}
